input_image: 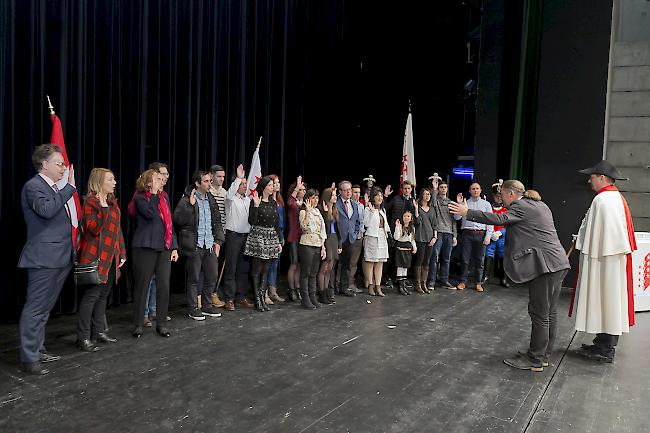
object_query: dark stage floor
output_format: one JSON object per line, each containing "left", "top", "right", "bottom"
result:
{"left": 0, "top": 282, "right": 647, "bottom": 433}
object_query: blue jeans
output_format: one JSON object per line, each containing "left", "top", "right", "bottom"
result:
{"left": 427, "top": 232, "right": 454, "bottom": 285}
{"left": 144, "top": 276, "right": 157, "bottom": 317}
{"left": 268, "top": 258, "right": 279, "bottom": 287}
{"left": 486, "top": 228, "right": 506, "bottom": 258}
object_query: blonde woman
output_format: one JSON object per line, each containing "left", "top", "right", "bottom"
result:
{"left": 76, "top": 168, "right": 126, "bottom": 352}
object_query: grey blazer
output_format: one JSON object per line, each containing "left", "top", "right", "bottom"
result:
{"left": 465, "top": 198, "right": 570, "bottom": 284}
{"left": 18, "top": 175, "right": 76, "bottom": 269}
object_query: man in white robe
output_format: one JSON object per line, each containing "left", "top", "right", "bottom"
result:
{"left": 571, "top": 160, "right": 637, "bottom": 363}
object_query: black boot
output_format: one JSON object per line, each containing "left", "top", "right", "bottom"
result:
{"left": 309, "top": 289, "right": 321, "bottom": 308}
{"left": 287, "top": 287, "right": 297, "bottom": 302}
{"left": 260, "top": 276, "right": 271, "bottom": 311}
{"left": 483, "top": 257, "right": 494, "bottom": 284}
{"left": 498, "top": 259, "right": 510, "bottom": 287}
{"left": 319, "top": 289, "right": 332, "bottom": 305}
{"left": 327, "top": 288, "right": 337, "bottom": 304}
{"left": 385, "top": 278, "right": 394, "bottom": 291}
{"left": 397, "top": 278, "right": 409, "bottom": 295}
{"left": 252, "top": 275, "right": 265, "bottom": 312}
{"left": 300, "top": 286, "right": 316, "bottom": 309}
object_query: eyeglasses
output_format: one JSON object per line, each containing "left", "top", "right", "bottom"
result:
{"left": 49, "top": 161, "right": 66, "bottom": 167}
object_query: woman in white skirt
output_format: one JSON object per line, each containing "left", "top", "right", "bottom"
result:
{"left": 362, "top": 187, "right": 391, "bottom": 296}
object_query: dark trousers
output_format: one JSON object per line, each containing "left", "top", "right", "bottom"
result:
{"left": 76, "top": 263, "right": 116, "bottom": 341}
{"left": 132, "top": 248, "right": 171, "bottom": 331}
{"left": 223, "top": 231, "right": 249, "bottom": 301}
{"left": 186, "top": 247, "right": 218, "bottom": 309}
{"left": 459, "top": 231, "right": 487, "bottom": 284}
{"left": 527, "top": 269, "right": 568, "bottom": 365}
{"left": 338, "top": 239, "right": 355, "bottom": 291}
{"left": 414, "top": 241, "right": 433, "bottom": 266}
{"left": 299, "top": 244, "right": 321, "bottom": 293}
{"left": 428, "top": 232, "right": 454, "bottom": 284}
{"left": 593, "top": 333, "right": 619, "bottom": 357}
{"left": 19, "top": 264, "right": 72, "bottom": 363}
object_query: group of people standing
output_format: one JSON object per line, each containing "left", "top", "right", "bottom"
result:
{"left": 16, "top": 142, "right": 637, "bottom": 376}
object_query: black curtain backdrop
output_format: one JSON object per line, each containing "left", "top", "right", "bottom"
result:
{"left": 0, "top": 0, "right": 476, "bottom": 320}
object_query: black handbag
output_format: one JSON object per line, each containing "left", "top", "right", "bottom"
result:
{"left": 74, "top": 258, "right": 101, "bottom": 286}
{"left": 74, "top": 227, "right": 103, "bottom": 286}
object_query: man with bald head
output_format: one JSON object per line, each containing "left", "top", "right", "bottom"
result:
{"left": 450, "top": 180, "right": 570, "bottom": 372}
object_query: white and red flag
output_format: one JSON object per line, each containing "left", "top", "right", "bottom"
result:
{"left": 399, "top": 110, "right": 416, "bottom": 194}
{"left": 246, "top": 141, "right": 263, "bottom": 197}
{"left": 51, "top": 110, "right": 82, "bottom": 249}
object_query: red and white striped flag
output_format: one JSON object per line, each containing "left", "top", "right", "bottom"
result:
{"left": 51, "top": 113, "right": 82, "bottom": 249}
{"left": 246, "top": 144, "right": 263, "bottom": 197}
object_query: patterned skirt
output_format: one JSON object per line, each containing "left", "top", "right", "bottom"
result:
{"left": 244, "top": 226, "right": 280, "bottom": 260}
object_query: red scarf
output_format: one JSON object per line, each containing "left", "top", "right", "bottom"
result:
{"left": 568, "top": 185, "right": 637, "bottom": 326}
{"left": 145, "top": 191, "right": 173, "bottom": 249}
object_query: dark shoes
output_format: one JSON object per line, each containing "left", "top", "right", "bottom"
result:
{"left": 201, "top": 304, "right": 223, "bottom": 318}
{"left": 236, "top": 298, "right": 255, "bottom": 308}
{"left": 224, "top": 300, "right": 236, "bottom": 311}
{"left": 339, "top": 289, "right": 356, "bottom": 297}
{"left": 157, "top": 328, "right": 171, "bottom": 338}
{"left": 576, "top": 345, "right": 614, "bottom": 363}
{"left": 95, "top": 333, "right": 118, "bottom": 344}
{"left": 40, "top": 352, "right": 61, "bottom": 363}
{"left": 76, "top": 339, "right": 100, "bottom": 352}
{"left": 189, "top": 307, "right": 206, "bottom": 321}
{"left": 132, "top": 327, "right": 143, "bottom": 338}
{"left": 504, "top": 357, "right": 544, "bottom": 372}
{"left": 22, "top": 361, "right": 49, "bottom": 375}
{"left": 517, "top": 350, "right": 549, "bottom": 367}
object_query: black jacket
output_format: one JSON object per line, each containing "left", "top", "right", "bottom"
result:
{"left": 173, "top": 185, "right": 225, "bottom": 256}
{"left": 385, "top": 194, "right": 416, "bottom": 232}
{"left": 131, "top": 191, "right": 178, "bottom": 251}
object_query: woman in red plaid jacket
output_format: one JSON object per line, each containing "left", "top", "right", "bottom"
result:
{"left": 76, "top": 168, "right": 126, "bottom": 352}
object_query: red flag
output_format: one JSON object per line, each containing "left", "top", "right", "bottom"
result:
{"left": 50, "top": 114, "right": 82, "bottom": 249}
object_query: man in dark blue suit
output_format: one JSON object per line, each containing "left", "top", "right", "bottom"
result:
{"left": 336, "top": 180, "right": 361, "bottom": 297}
{"left": 17, "top": 144, "right": 77, "bottom": 375}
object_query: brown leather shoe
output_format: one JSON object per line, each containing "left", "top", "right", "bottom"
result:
{"left": 475, "top": 284, "right": 484, "bottom": 292}
{"left": 144, "top": 317, "right": 153, "bottom": 328}
{"left": 224, "top": 300, "right": 235, "bottom": 311}
{"left": 456, "top": 282, "right": 466, "bottom": 290}
{"left": 211, "top": 293, "right": 226, "bottom": 308}
{"left": 236, "top": 298, "right": 255, "bottom": 308}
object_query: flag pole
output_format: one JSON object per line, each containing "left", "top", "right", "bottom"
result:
{"left": 257, "top": 136, "right": 262, "bottom": 148}
{"left": 47, "top": 95, "right": 55, "bottom": 115}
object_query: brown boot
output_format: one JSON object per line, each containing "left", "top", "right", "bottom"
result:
{"left": 368, "top": 284, "right": 377, "bottom": 296}
{"left": 264, "top": 290, "right": 274, "bottom": 305}
{"left": 413, "top": 266, "right": 424, "bottom": 294}
{"left": 211, "top": 292, "right": 226, "bottom": 308}
{"left": 268, "top": 286, "right": 285, "bottom": 303}
{"left": 421, "top": 266, "right": 431, "bottom": 294}
{"left": 375, "top": 285, "right": 385, "bottom": 297}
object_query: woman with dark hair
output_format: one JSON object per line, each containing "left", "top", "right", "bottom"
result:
{"left": 75, "top": 168, "right": 126, "bottom": 351}
{"left": 266, "top": 174, "right": 285, "bottom": 304}
{"left": 414, "top": 188, "right": 437, "bottom": 294}
{"left": 318, "top": 185, "right": 341, "bottom": 304}
{"left": 131, "top": 169, "right": 178, "bottom": 338}
{"left": 285, "top": 176, "right": 307, "bottom": 301}
{"left": 362, "top": 187, "right": 391, "bottom": 296}
{"left": 245, "top": 176, "right": 283, "bottom": 312}
{"left": 298, "top": 189, "right": 327, "bottom": 309}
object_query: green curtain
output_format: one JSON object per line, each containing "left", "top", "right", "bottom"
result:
{"left": 510, "top": 0, "right": 544, "bottom": 186}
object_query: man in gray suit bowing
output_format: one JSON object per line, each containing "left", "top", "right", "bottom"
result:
{"left": 449, "top": 180, "right": 570, "bottom": 372}
{"left": 17, "top": 144, "right": 77, "bottom": 375}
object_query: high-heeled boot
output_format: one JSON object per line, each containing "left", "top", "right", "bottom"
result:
{"left": 300, "top": 285, "right": 316, "bottom": 309}
{"left": 309, "top": 288, "right": 321, "bottom": 308}
{"left": 413, "top": 266, "right": 424, "bottom": 293}
{"left": 483, "top": 257, "right": 494, "bottom": 284}
{"left": 397, "top": 278, "right": 409, "bottom": 295}
{"left": 252, "top": 275, "right": 265, "bottom": 312}
{"left": 421, "top": 266, "right": 431, "bottom": 293}
{"left": 318, "top": 289, "right": 332, "bottom": 305}
{"left": 260, "top": 275, "right": 271, "bottom": 311}
{"left": 498, "top": 258, "right": 510, "bottom": 287}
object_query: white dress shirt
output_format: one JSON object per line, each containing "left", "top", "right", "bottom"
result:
{"left": 225, "top": 178, "right": 251, "bottom": 234}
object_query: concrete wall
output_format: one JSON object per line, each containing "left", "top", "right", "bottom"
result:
{"left": 605, "top": 2, "right": 650, "bottom": 232}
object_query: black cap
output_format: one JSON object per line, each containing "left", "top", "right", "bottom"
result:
{"left": 578, "top": 160, "right": 628, "bottom": 181}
